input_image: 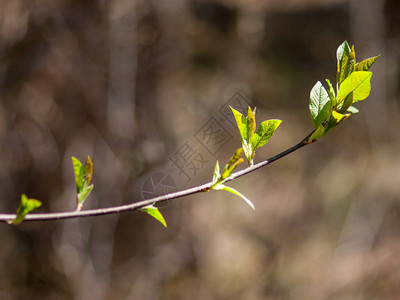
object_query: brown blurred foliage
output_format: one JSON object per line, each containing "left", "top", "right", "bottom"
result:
{"left": 1, "top": 0, "right": 400, "bottom": 299}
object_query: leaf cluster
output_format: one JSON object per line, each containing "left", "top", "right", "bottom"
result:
{"left": 72, "top": 156, "right": 94, "bottom": 211}
{"left": 230, "top": 106, "right": 281, "bottom": 165}
{"left": 209, "top": 148, "right": 254, "bottom": 210}
{"left": 8, "top": 194, "right": 42, "bottom": 225}
{"left": 308, "top": 41, "right": 380, "bottom": 142}
{"left": 208, "top": 106, "right": 282, "bottom": 210}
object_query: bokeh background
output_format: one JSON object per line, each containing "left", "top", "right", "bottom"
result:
{"left": 1, "top": 0, "right": 399, "bottom": 299}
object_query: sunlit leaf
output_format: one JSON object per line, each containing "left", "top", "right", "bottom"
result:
{"left": 326, "top": 111, "right": 349, "bottom": 134}
{"left": 212, "top": 161, "right": 220, "bottom": 184}
{"left": 242, "top": 139, "right": 253, "bottom": 165}
{"left": 213, "top": 184, "right": 255, "bottom": 210}
{"left": 309, "top": 81, "right": 331, "bottom": 128}
{"left": 325, "top": 79, "right": 336, "bottom": 107}
{"left": 355, "top": 55, "right": 381, "bottom": 71}
{"left": 308, "top": 125, "right": 326, "bottom": 143}
{"left": 337, "top": 71, "right": 372, "bottom": 103}
{"left": 230, "top": 106, "right": 249, "bottom": 142}
{"left": 71, "top": 157, "right": 84, "bottom": 193}
{"left": 336, "top": 41, "right": 352, "bottom": 85}
{"left": 9, "top": 194, "right": 42, "bottom": 225}
{"left": 251, "top": 119, "right": 282, "bottom": 150}
{"left": 247, "top": 106, "right": 256, "bottom": 142}
{"left": 140, "top": 205, "right": 167, "bottom": 227}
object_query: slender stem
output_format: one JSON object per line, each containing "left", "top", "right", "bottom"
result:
{"left": 0, "top": 132, "right": 314, "bottom": 223}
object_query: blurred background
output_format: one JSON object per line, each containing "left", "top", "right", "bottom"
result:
{"left": 0, "top": 0, "right": 399, "bottom": 299}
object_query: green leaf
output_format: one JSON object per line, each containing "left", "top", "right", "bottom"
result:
{"left": 337, "top": 71, "right": 372, "bottom": 103}
{"left": 77, "top": 184, "right": 94, "bottom": 211}
{"left": 325, "top": 111, "right": 349, "bottom": 134}
{"left": 336, "top": 41, "right": 352, "bottom": 85}
{"left": 242, "top": 139, "right": 253, "bottom": 165}
{"left": 247, "top": 107, "right": 256, "bottom": 142}
{"left": 10, "top": 194, "right": 42, "bottom": 225}
{"left": 355, "top": 55, "right": 381, "bottom": 71}
{"left": 308, "top": 125, "right": 326, "bottom": 143}
{"left": 343, "top": 45, "right": 356, "bottom": 80}
{"left": 309, "top": 81, "right": 331, "bottom": 128}
{"left": 251, "top": 119, "right": 282, "bottom": 150}
{"left": 338, "top": 92, "right": 354, "bottom": 114}
{"left": 212, "top": 161, "right": 220, "bottom": 184}
{"left": 221, "top": 148, "right": 243, "bottom": 180}
{"left": 140, "top": 205, "right": 167, "bottom": 227}
{"left": 71, "top": 157, "right": 84, "bottom": 193}
{"left": 214, "top": 184, "right": 255, "bottom": 210}
{"left": 326, "top": 79, "right": 337, "bottom": 107}
{"left": 230, "top": 106, "right": 249, "bottom": 142}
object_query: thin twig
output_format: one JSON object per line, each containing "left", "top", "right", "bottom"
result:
{"left": 0, "top": 132, "right": 314, "bottom": 223}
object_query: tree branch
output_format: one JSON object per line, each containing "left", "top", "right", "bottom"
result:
{"left": 0, "top": 131, "right": 314, "bottom": 223}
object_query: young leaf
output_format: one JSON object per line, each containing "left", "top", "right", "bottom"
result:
{"left": 230, "top": 107, "right": 249, "bottom": 142}
{"left": 251, "top": 119, "right": 282, "bottom": 150}
{"left": 247, "top": 107, "right": 256, "bottom": 142}
{"left": 212, "top": 161, "right": 220, "bottom": 184}
{"left": 213, "top": 184, "right": 255, "bottom": 210}
{"left": 9, "top": 194, "right": 42, "bottom": 225}
{"left": 309, "top": 81, "right": 331, "bottom": 128}
{"left": 338, "top": 92, "right": 354, "bottom": 114}
{"left": 77, "top": 184, "right": 94, "bottom": 211}
{"left": 140, "top": 205, "right": 167, "bottom": 227}
{"left": 83, "top": 156, "right": 93, "bottom": 187}
{"left": 342, "top": 45, "right": 356, "bottom": 82}
{"left": 71, "top": 157, "right": 84, "bottom": 193}
{"left": 355, "top": 55, "right": 381, "bottom": 71}
{"left": 308, "top": 125, "right": 326, "bottom": 143}
{"left": 242, "top": 139, "right": 253, "bottom": 165}
{"left": 325, "top": 79, "right": 337, "bottom": 107}
{"left": 336, "top": 41, "right": 352, "bottom": 85}
{"left": 337, "top": 71, "right": 372, "bottom": 103}
{"left": 325, "top": 111, "right": 349, "bottom": 134}
{"left": 72, "top": 156, "right": 94, "bottom": 211}
{"left": 221, "top": 148, "right": 244, "bottom": 180}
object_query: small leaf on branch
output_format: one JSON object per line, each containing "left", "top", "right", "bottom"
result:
{"left": 326, "top": 79, "right": 337, "bottom": 107}
{"left": 336, "top": 41, "right": 353, "bottom": 85}
{"left": 221, "top": 148, "right": 244, "bottom": 180}
{"left": 140, "top": 205, "right": 167, "bottom": 227}
{"left": 230, "top": 107, "right": 249, "bottom": 142}
{"left": 72, "top": 157, "right": 84, "bottom": 193}
{"left": 309, "top": 81, "right": 331, "bottom": 128}
{"left": 337, "top": 71, "right": 372, "bottom": 103}
{"left": 355, "top": 55, "right": 381, "bottom": 71}
{"left": 9, "top": 194, "right": 42, "bottom": 225}
{"left": 77, "top": 184, "right": 94, "bottom": 211}
{"left": 251, "top": 119, "right": 282, "bottom": 151}
{"left": 325, "top": 110, "right": 349, "bottom": 134}
{"left": 247, "top": 106, "right": 256, "bottom": 142}
{"left": 213, "top": 184, "right": 255, "bottom": 210}
{"left": 212, "top": 161, "right": 220, "bottom": 184}
{"left": 308, "top": 125, "right": 326, "bottom": 143}
{"left": 338, "top": 92, "right": 354, "bottom": 114}
{"left": 72, "top": 156, "right": 94, "bottom": 211}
